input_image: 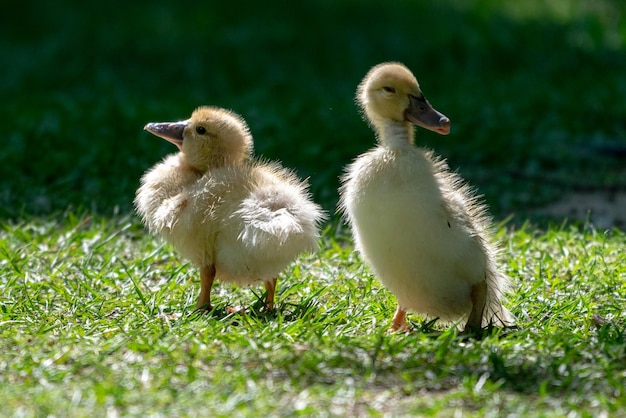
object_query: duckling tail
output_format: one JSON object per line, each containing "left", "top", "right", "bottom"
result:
{"left": 484, "top": 303, "right": 515, "bottom": 328}
{"left": 235, "top": 184, "right": 325, "bottom": 251}
{"left": 484, "top": 271, "right": 515, "bottom": 327}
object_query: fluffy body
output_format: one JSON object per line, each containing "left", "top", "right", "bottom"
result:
{"left": 137, "top": 158, "right": 321, "bottom": 286}
{"left": 341, "top": 147, "right": 511, "bottom": 325}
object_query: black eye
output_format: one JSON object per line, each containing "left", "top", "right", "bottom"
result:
{"left": 196, "top": 126, "right": 206, "bottom": 135}
{"left": 382, "top": 86, "right": 396, "bottom": 93}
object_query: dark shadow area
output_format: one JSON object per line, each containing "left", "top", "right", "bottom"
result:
{"left": 2, "top": 0, "right": 625, "bottom": 224}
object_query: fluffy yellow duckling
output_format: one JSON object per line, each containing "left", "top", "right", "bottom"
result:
{"left": 135, "top": 106, "right": 325, "bottom": 311}
{"left": 339, "top": 63, "right": 513, "bottom": 332}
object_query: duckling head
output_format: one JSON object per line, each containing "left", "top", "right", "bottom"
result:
{"left": 357, "top": 62, "right": 450, "bottom": 137}
{"left": 144, "top": 106, "right": 253, "bottom": 172}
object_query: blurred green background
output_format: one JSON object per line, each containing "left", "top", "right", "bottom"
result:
{"left": 2, "top": 0, "right": 625, "bottom": 222}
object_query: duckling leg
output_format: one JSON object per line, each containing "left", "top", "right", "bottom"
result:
{"left": 390, "top": 306, "right": 410, "bottom": 332}
{"left": 264, "top": 278, "right": 278, "bottom": 310}
{"left": 464, "top": 280, "right": 487, "bottom": 332}
{"left": 196, "top": 265, "right": 216, "bottom": 311}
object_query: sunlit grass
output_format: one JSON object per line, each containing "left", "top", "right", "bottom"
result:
{"left": 1, "top": 215, "right": 624, "bottom": 416}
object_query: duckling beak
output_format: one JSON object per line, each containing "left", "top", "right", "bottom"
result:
{"left": 144, "top": 120, "right": 188, "bottom": 150}
{"left": 405, "top": 94, "right": 450, "bottom": 135}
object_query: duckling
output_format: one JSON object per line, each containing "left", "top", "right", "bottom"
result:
{"left": 339, "top": 62, "right": 513, "bottom": 332}
{"left": 135, "top": 106, "right": 326, "bottom": 311}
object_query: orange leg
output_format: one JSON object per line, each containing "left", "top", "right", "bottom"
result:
{"left": 196, "top": 265, "right": 216, "bottom": 311}
{"left": 390, "top": 306, "right": 410, "bottom": 332}
{"left": 264, "top": 278, "right": 278, "bottom": 310}
{"left": 464, "top": 280, "right": 487, "bottom": 333}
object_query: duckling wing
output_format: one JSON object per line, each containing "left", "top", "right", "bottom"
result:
{"left": 431, "top": 153, "right": 515, "bottom": 327}
{"left": 207, "top": 163, "right": 325, "bottom": 284}
{"left": 135, "top": 154, "right": 200, "bottom": 234}
{"left": 234, "top": 164, "right": 325, "bottom": 251}
{"left": 238, "top": 193, "right": 305, "bottom": 246}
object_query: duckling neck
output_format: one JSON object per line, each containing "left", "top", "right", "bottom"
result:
{"left": 176, "top": 154, "right": 206, "bottom": 178}
{"left": 375, "top": 120, "right": 415, "bottom": 149}
{"left": 182, "top": 154, "right": 231, "bottom": 173}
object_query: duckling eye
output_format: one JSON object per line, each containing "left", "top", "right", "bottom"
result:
{"left": 382, "top": 86, "right": 396, "bottom": 93}
{"left": 196, "top": 126, "right": 207, "bottom": 135}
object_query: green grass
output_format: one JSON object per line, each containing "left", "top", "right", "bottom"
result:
{"left": 1, "top": 216, "right": 625, "bottom": 416}
{"left": 2, "top": 0, "right": 626, "bottom": 416}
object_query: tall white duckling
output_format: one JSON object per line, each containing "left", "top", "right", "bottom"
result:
{"left": 339, "top": 63, "right": 513, "bottom": 332}
{"left": 135, "top": 106, "right": 325, "bottom": 311}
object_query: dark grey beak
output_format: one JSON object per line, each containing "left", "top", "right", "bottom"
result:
{"left": 404, "top": 94, "right": 450, "bottom": 135}
{"left": 144, "top": 120, "right": 188, "bottom": 149}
